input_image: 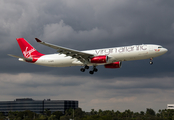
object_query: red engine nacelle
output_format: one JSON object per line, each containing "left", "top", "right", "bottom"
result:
{"left": 104, "top": 61, "right": 122, "bottom": 68}
{"left": 90, "top": 55, "right": 108, "bottom": 63}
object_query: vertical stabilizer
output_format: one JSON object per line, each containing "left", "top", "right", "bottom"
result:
{"left": 16, "top": 38, "right": 44, "bottom": 58}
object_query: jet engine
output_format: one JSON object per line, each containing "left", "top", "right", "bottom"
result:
{"left": 90, "top": 55, "right": 108, "bottom": 63}
{"left": 104, "top": 61, "right": 122, "bottom": 68}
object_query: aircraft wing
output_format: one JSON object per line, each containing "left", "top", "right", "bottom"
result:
{"left": 35, "top": 38, "right": 94, "bottom": 63}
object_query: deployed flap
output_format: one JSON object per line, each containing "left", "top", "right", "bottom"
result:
{"left": 35, "top": 38, "right": 94, "bottom": 63}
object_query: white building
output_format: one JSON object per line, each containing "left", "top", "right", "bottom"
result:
{"left": 167, "top": 104, "right": 174, "bottom": 109}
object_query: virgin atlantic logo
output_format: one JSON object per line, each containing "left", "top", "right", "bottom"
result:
{"left": 23, "top": 47, "right": 35, "bottom": 58}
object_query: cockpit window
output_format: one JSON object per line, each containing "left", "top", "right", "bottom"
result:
{"left": 158, "top": 46, "right": 163, "bottom": 48}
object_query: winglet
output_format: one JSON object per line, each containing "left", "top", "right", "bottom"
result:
{"left": 35, "top": 38, "right": 42, "bottom": 42}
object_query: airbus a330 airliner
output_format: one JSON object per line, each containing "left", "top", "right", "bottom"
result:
{"left": 9, "top": 38, "right": 168, "bottom": 74}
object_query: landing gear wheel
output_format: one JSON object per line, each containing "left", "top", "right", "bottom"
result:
{"left": 93, "top": 68, "right": 98, "bottom": 72}
{"left": 89, "top": 71, "right": 94, "bottom": 74}
{"left": 80, "top": 68, "right": 85, "bottom": 72}
{"left": 150, "top": 61, "right": 153, "bottom": 65}
{"left": 85, "top": 65, "right": 89, "bottom": 69}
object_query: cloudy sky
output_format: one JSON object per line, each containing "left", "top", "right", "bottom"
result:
{"left": 1, "top": 0, "right": 174, "bottom": 112}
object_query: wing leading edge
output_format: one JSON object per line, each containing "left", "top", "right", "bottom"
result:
{"left": 35, "top": 38, "right": 94, "bottom": 64}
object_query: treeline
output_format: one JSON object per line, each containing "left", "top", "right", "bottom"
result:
{"left": 1, "top": 108, "right": 174, "bottom": 120}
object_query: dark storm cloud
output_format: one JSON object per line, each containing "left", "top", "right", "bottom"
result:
{"left": 46, "top": 0, "right": 174, "bottom": 47}
{"left": 0, "top": 0, "right": 174, "bottom": 112}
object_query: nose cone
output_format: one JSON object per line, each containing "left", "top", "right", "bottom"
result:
{"left": 164, "top": 48, "right": 168, "bottom": 53}
{"left": 162, "top": 48, "right": 168, "bottom": 54}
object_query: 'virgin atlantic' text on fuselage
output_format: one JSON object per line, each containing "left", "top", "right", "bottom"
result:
{"left": 95, "top": 45, "right": 147, "bottom": 55}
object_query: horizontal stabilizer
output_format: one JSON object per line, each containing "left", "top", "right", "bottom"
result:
{"left": 8, "top": 54, "right": 33, "bottom": 61}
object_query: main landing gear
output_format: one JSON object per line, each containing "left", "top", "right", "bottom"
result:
{"left": 149, "top": 58, "right": 153, "bottom": 65}
{"left": 80, "top": 65, "right": 98, "bottom": 74}
{"left": 80, "top": 65, "right": 89, "bottom": 72}
{"left": 89, "top": 66, "right": 98, "bottom": 74}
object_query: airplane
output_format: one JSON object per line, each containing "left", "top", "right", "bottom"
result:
{"left": 8, "top": 38, "right": 168, "bottom": 74}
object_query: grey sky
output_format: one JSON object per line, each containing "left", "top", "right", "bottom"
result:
{"left": 0, "top": 0, "right": 174, "bottom": 112}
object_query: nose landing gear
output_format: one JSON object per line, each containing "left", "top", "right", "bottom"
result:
{"left": 149, "top": 58, "right": 153, "bottom": 65}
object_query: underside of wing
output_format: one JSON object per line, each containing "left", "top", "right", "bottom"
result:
{"left": 35, "top": 38, "right": 94, "bottom": 64}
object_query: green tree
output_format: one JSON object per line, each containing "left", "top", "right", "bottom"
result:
{"left": 44, "top": 109, "right": 52, "bottom": 117}
{"left": 90, "top": 109, "right": 97, "bottom": 115}
{"left": 65, "top": 108, "right": 73, "bottom": 117}
{"left": 38, "top": 114, "right": 47, "bottom": 120}
{"left": 52, "top": 111, "right": 63, "bottom": 120}
{"left": 140, "top": 111, "right": 145, "bottom": 115}
{"left": 102, "top": 110, "right": 114, "bottom": 116}
{"left": 16, "top": 117, "right": 22, "bottom": 120}
{"left": 74, "top": 108, "right": 85, "bottom": 119}
{"left": 114, "top": 110, "right": 121, "bottom": 118}
{"left": 60, "top": 116, "right": 69, "bottom": 120}
{"left": 98, "top": 109, "right": 103, "bottom": 116}
{"left": 0, "top": 112, "right": 6, "bottom": 120}
{"left": 146, "top": 108, "right": 156, "bottom": 116}
{"left": 48, "top": 115, "right": 57, "bottom": 120}
{"left": 123, "top": 109, "right": 133, "bottom": 118}
{"left": 15, "top": 110, "right": 35, "bottom": 120}
{"left": 8, "top": 111, "right": 17, "bottom": 120}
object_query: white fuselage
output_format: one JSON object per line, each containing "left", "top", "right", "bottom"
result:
{"left": 25, "top": 44, "right": 167, "bottom": 67}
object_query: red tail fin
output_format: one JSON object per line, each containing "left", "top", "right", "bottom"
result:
{"left": 16, "top": 38, "right": 44, "bottom": 58}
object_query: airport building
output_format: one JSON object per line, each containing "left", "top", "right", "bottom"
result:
{"left": 167, "top": 104, "right": 174, "bottom": 109}
{"left": 0, "top": 98, "right": 78, "bottom": 115}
